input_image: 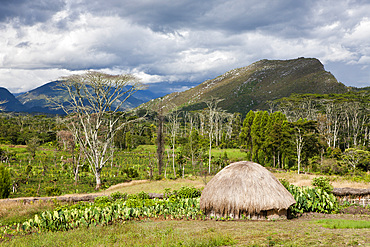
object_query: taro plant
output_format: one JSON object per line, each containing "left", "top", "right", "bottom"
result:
{"left": 287, "top": 184, "right": 339, "bottom": 215}
{"left": 312, "top": 176, "right": 333, "bottom": 193}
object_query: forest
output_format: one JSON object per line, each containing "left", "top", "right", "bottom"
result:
{"left": 0, "top": 89, "right": 369, "bottom": 198}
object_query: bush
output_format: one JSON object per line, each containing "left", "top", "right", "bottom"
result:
{"left": 122, "top": 167, "right": 139, "bottom": 178}
{"left": 0, "top": 164, "right": 11, "bottom": 198}
{"left": 279, "top": 178, "right": 290, "bottom": 190}
{"left": 287, "top": 184, "right": 339, "bottom": 215}
{"left": 44, "top": 186, "right": 62, "bottom": 196}
{"left": 172, "top": 186, "right": 201, "bottom": 199}
{"left": 110, "top": 191, "right": 127, "bottom": 200}
{"left": 94, "top": 196, "right": 112, "bottom": 205}
{"left": 127, "top": 191, "right": 149, "bottom": 200}
{"left": 312, "top": 176, "right": 333, "bottom": 193}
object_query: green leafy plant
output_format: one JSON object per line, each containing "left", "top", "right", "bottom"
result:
{"left": 312, "top": 176, "right": 333, "bottom": 193}
{"left": 171, "top": 186, "right": 201, "bottom": 199}
{"left": 45, "top": 186, "right": 62, "bottom": 196}
{"left": 287, "top": 184, "right": 339, "bottom": 215}
{"left": 316, "top": 219, "right": 370, "bottom": 229}
{"left": 279, "top": 178, "right": 290, "bottom": 190}
{"left": 110, "top": 191, "right": 127, "bottom": 200}
{"left": 0, "top": 164, "right": 11, "bottom": 198}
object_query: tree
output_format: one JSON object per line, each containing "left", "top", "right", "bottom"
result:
{"left": 343, "top": 148, "right": 370, "bottom": 173}
{"left": 0, "top": 164, "right": 11, "bottom": 198}
{"left": 239, "top": 110, "right": 255, "bottom": 151}
{"left": 265, "top": 111, "right": 288, "bottom": 168}
{"left": 58, "top": 71, "right": 142, "bottom": 190}
{"left": 166, "top": 108, "right": 180, "bottom": 178}
{"left": 289, "top": 119, "right": 317, "bottom": 174}
{"left": 156, "top": 114, "right": 165, "bottom": 175}
{"left": 205, "top": 98, "right": 223, "bottom": 174}
{"left": 26, "top": 137, "right": 40, "bottom": 158}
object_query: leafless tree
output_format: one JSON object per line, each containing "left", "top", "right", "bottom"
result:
{"left": 205, "top": 98, "right": 223, "bottom": 174}
{"left": 56, "top": 71, "right": 142, "bottom": 190}
{"left": 166, "top": 106, "right": 180, "bottom": 178}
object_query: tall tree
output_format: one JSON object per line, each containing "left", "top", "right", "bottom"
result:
{"left": 239, "top": 110, "right": 255, "bottom": 151}
{"left": 156, "top": 113, "right": 165, "bottom": 175}
{"left": 166, "top": 108, "right": 180, "bottom": 178}
{"left": 289, "top": 119, "right": 317, "bottom": 174}
{"left": 205, "top": 98, "right": 223, "bottom": 174}
{"left": 58, "top": 71, "right": 141, "bottom": 189}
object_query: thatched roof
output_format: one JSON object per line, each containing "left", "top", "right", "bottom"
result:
{"left": 200, "top": 161, "right": 296, "bottom": 217}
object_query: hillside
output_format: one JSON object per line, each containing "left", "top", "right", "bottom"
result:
{"left": 16, "top": 81, "right": 148, "bottom": 114}
{"left": 0, "top": 87, "right": 28, "bottom": 112}
{"left": 139, "top": 58, "right": 350, "bottom": 115}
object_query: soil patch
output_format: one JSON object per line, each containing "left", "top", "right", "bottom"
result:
{"left": 340, "top": 205, "right": 370, "bottom": 215}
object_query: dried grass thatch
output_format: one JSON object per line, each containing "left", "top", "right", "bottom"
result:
{"left": 200, "top": 161, "right": 296, "bottom": 220}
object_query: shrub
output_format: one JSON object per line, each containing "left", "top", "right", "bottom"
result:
{"left": 172, "top": 186, "right": 201, "bottom": 199}
{"left": 279, "top": 178, "right": 290, "bottom": 190}
{"left": 312, "top": 176, "right": 333, "bottom": 193}
{"left": 287, "top": 184, "right": 339, "bottom": 215}
{"left": 0, "top": 164, "right": 11, "bottom": 198}
{"left": 122, "top": 167, "right": 139, "bottom": 178}
{"left": 44, "top": 187, "right": 62, "bottom": 196}
{"left": 110, "top": 191, "right": 127, "bottom": 200}
{"left": 127, "top": 191, "right": 149, "bottom": 200}
{"left": 94, "top": 196, "right": 112, "bottom": 205}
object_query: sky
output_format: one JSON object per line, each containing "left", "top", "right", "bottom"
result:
{"left": 1, "top": 0, "right": 370, "bottom": 94}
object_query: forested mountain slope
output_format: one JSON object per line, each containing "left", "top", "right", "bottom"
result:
{"left": 16, "top": 81, "right": 146, "bottom": 114}
{"left": 0, "top": 87, "right": 28, "bottom": 112}
{"left": 139, "top": 58, "right": 350, "bottom": 115}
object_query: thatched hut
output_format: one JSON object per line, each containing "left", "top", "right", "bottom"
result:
{"left": 200, "top": 161, "right": 296, "bottom": 220}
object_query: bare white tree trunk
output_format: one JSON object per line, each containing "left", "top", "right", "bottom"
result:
{"left": 206, "top": 98, "right": 223, "bottom": 174}
{"left": 295, "top": 127, "right": 304, "bottom": 174}
{"left": 57, "top": 72, "right": 142, "bottom": 190}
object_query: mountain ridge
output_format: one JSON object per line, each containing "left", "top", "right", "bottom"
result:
{"left": 139, "top": 58, "right": 351, "bottom": 115}
{"left": 0, "top": 57, "right": 366, "bottom": 115}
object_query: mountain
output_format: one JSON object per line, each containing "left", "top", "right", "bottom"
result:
{"left": 139, "top": 58, "right": 350, "bottom": 115}
{"left": 16, "top": 81, "right": 159, "bottom": 114}
{"left": 0, "top": 87, "right": 28, "bottom": 112}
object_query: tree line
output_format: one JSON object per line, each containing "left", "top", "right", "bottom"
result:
{"left": 0, "top": 72, "right": 369, "bottom": 191}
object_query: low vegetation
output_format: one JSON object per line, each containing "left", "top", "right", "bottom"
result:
{"left": 316, "top": 219, "right": 370, "bottom": 229}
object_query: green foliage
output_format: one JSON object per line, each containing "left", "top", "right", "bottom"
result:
{"left": 18, "top": 197, "right": 202, "bottom": 233}
{"left": 94, "top": 196, "right": 113, "bottom": 205}
{"left": 122, "top": 167, "right": 139, "bottom": 179}
{"left": 110, "top": 191, "right": 127, "bottom": 200}
{"left": 44, "top": 187, "right": 62, "bottom": 196}
{"left": 127, "top": 191, "right": 150, "bottom": 200}
{"left": 287, "top": 184, "right": 339, "bottom": 215}
{"left": 26, "top": 137, "right": 40, "bottom": 158}
{"left": 316, "top": 219, "right": 370, "bottom": 229}
{"left": 171, "top": 186, "right": 201, "bottom": 199}
{"left": 0, "top": 164, "right": 11, "bottom": 198}
{"left": 279, "top": 178, "right": 290, "bottom": 190}
{"left": 312, "top": 177, "right": 333, "bottom": 193}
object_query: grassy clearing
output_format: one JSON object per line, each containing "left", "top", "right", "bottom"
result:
{"left": 0, "top": 200, "right": 57, "bottom": 226}
{"left": 2, "top": 216, "right": 370, "bottom": 246}
{"left": 211, "top": 148, "right": 249, "bottom": 161}
{"left": 105, "top": 178, "right": 207, "bottom": 195}
{"left": 316, "top": 219, "right": 370, "bottom": 229}
{"left": 273, "top": 172, "right": 370, "bottom": 189}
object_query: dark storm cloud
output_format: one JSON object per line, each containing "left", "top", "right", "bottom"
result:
{"left": 0, "top": 0, "right": 65, "bottom": 25}
{"left": 1, "top": 0, "right": 369, "bottom": 93}
{"left": 71, "top": 0, "right": 312, "bottom": 34}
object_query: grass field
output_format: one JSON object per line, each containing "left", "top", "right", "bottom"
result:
{"left": 2, "top": 214, "right": 370, "bottom": 246}
{"left": 1, "top": 177, "right": 370, "bottom": 246}
{"left": 1, "top": 144, "right": 370, "bottom": 246}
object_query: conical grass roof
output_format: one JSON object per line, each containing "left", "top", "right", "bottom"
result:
{"left": 200, "top": 161, "right": 296, "bottom": 217}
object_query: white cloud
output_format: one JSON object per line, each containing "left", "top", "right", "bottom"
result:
{"left": 0, "top": 68, "right": 76, "bottom": 93}
{"left": 1, "top": 0, "right": 370, "bottom": 94}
